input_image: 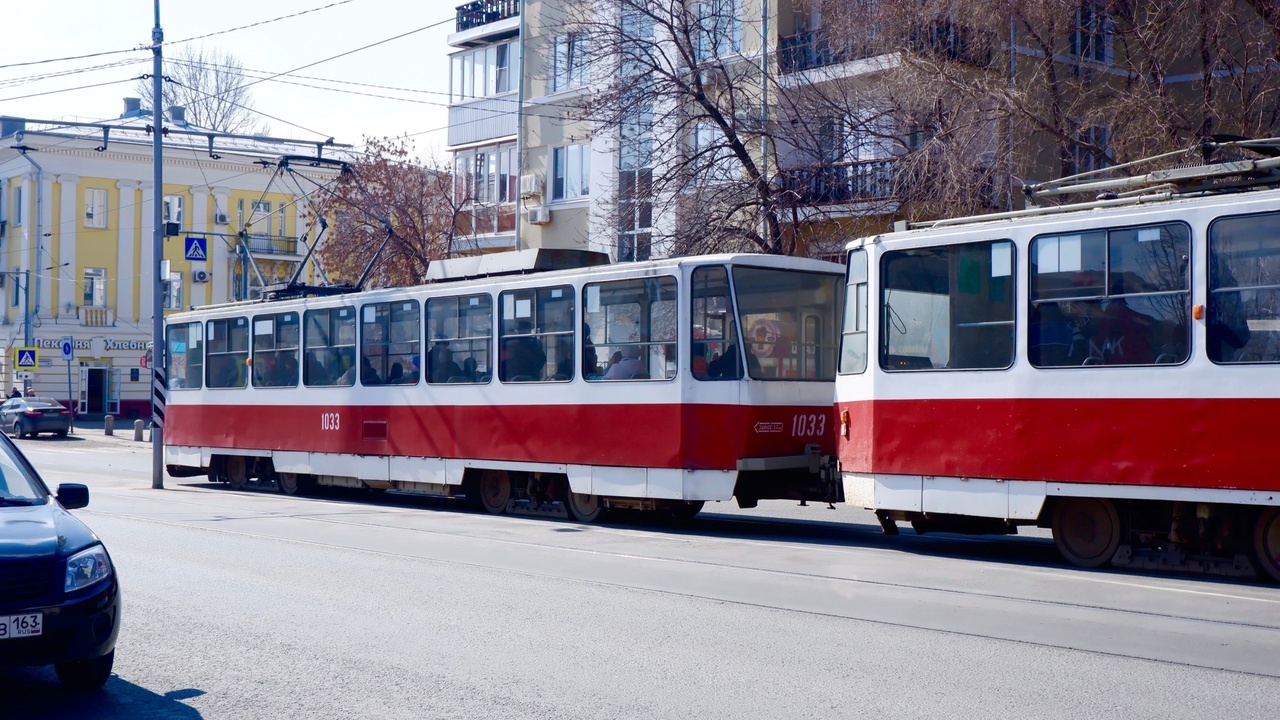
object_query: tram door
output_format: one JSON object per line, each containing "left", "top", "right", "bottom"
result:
{"left": 78, "top": 366, "right": 121, "bottom": 415}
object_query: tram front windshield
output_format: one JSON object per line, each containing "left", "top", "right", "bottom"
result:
{"left": 729, "top": 266, "right": 842, "bottom": 381}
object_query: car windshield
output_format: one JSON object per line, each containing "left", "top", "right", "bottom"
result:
{"left": 0, "top": 439, "right": 43, "bottom": 501}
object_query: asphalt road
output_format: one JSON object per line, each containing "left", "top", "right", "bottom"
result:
{"left": 4, "top": 429, "right": 1279, "bottom": 719}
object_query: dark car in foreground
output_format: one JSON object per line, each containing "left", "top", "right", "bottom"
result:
{"left": 0, "top": 397, "right": 73, "bottom": 438}
{"left": 0, "top": 433, "right": 119, "bottom": 690}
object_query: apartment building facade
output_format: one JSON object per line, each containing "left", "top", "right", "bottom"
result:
{"left": 446, "top": 0, "right": 1280, "bottom": 261}
{"left": 0, "top": 103, "right": 336, "bottom": 417}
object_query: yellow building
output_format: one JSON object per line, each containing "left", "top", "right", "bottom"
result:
{"left": 0, "top": 102, "right": 339, "bottom": 418}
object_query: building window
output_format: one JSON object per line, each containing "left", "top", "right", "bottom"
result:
{"left": 552, "top": 33, "right": 590, "bottom": 93}
{"left": 162, "top": 195, "right": 184, "bottom": 227}
{"left": 85, "top": 188, "right": 108, "bottom": 229}
{"left": 1070, "top": 125, "right": 1111, "bottom": 175}
{"left": 450, "top": 41, "right": 518, "bottom": 102}
{"left": 250, "top": 200, "right": 272, "bottom": 237}
{"left": 693, "top": 123, "right": 738, "bottom": 182}
{"left": 696, "top": 0, "right": 743, "bottom": 61}
{"left": 83, "top": 268, "right": 107, "bottom": 308}
{"left": 552, "top": 144, "right": 590, "bottom": 201}
{"left": 1070, "top": 1, "right": 1112, "bottom": 63}
{"left": 12, "top": 187, "right": 21, "bottom": 226}
{"left": 163, "top": 271, "right": 183, "bottom": 310}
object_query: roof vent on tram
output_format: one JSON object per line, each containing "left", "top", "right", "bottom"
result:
{"left": 426, "top": 248, "right": 611, "bottom": 283}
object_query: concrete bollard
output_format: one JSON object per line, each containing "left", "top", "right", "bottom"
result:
{"left": 134, "top": 419, "right": 144, "bottom": 442}
{"left": 104, "top": 415, "right": 114, "bottom": 436}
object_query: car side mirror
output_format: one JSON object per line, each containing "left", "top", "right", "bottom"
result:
{"left": 56, "top": 483, "right": 89, "bottom": 509}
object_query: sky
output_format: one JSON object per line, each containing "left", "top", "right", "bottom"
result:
{"left": 0, "top": 0, "right": 454, "bottom": 160}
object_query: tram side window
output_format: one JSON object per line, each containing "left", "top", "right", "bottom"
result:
{"left": 734, "top": 266, "right": 843, "bottom": 380}
{"left": 206, "top": 317, "right": 249, "bottom": 388}
{"left": 499, "top": 286, "right": 574, "bottom": 382}
{"left": 426, "top": 294, "right": 492, "bottom": 383}
{"left": 691, "top": 266, "right": 739, "bottom": 380}
{"left": 881, "top": 240, "right": 1015, "bottom": 371}
{"left": 584, "top": 276, "right": 677, "bottom": 381}
{"left": 840, "top": 250, "right": 869, "bottom": 375}
{"left": 1209, "top": 212, "right": 1280, "bottom": 363}
{"left": 1030, "top": 223, "right": 1189, "bottom": 367}
{"left": 303, "top": 307, "right": 356, "bottom": 386}
{"left": 166, "top": 321, "right": 203, "bottom": 390}
{"left": 252, "top": 312, "right": 300, "bottom": 388}
{"left": 361, "top": 301, "right": 421, "bottom": 386}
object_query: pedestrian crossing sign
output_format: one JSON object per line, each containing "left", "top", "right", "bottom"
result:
{"left": 14, "top": 347, "right": 37, "bottom": 369}
{"left": 184, "top": 236, "right": 207, "bottom": 261}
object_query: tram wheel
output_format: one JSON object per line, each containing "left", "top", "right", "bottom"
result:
{"left": 477, "top": 470, "right": 511, "bottom": 514}
{"left": 565, "top": 491, "right": 603, "bottom": 523}
{"left": 1052, "top": 497, "right": 1121, "bottom": 568}
{"left": 224, "top": 456, "right": 249, "bottom": 491}
{"left": 277, "top": 472, "right": 300, "bottom": 496}
{"left": 1253, "top": 507, "right": 1280, "bottom": 583}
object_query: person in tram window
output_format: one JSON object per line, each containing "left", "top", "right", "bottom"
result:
{"left": 692, "top": 343, "right": 709, "bottom": 378}
{"left": 279, "top": 354, "right": 299, "bottom": 386}
{"left": 582, "top": 323, "right": 599, "bottom": 376}
{"left": 403, "top": 356, "right": 421, "bottom": 383}
{"left": 360, "top": 355, "right": 380, "bottom": 385}
{"left": 462, "top": 356, "right": 478, "bottom": 382}
{"left": 604, "top": 345, "right": 643, "bottom": 380}
{"left": 387, "top": 362, "right": 405, "bottom": 384}
{"left": 430, "top": 343, "right": 463, "bottom": 383}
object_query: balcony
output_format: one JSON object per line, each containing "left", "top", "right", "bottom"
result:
{"left": 456, "top": 0, "right": 519, "bottom": 33}
{"left": 780, "top": 158, "right": 898, "bottom": 206}
{"left": 79, "top": 306, "right": 115, "bottom": 327}
{"left": 778, "top": 30, "right": 881, "bottom": 74}
{"left": 242, "top": 235, "right": 299, "bottom": 256}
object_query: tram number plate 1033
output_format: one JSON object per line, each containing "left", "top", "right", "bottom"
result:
{"left": 791, "top": 413, "right": 826, "bottom": 437}
{"left": 0, "top": 612, "right": 43, "bottom": 639}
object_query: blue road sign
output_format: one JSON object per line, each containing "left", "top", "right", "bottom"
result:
{"left": 15, "top": 348, "right": 37, "bottom": 369}
{"left": 185, "top": 236, "right": 207, "bottom": 261}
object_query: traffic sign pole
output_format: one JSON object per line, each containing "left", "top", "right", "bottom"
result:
{"left": 62, "top": 336, "right": 75, "bottom": 435}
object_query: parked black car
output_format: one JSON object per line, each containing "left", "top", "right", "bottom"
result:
{"left": 0, "top": 432, "right": 119, "bottom": 690}
{"left": 0, "top": 397, "right": 72, "bottom": 438}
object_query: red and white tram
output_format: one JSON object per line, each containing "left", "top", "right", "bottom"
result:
{"left": 163, "top": 250, "right": 844, "bottom": 521}
{"left": 835, "top": 161, "right": 1280, "bottom": 580}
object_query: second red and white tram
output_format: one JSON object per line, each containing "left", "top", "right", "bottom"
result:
{"left": 835, "top": 170, "right": 1280, "bottom": 580}
{"left": 163, "top": 251, "right": 844, "bottom": 520}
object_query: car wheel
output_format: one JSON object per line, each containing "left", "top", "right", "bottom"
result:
{"left": 55, "top": 650, "right": 114, "bottom": 691}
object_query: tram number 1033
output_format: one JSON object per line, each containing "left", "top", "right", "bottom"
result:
{"left": 320, "top": 413, "right": 341, "bottom": 431}
{"left": 791, "top": 413, "right": 826, "bottom": 437}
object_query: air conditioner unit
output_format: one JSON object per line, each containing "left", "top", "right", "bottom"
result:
{"left": 214, "top": 212, "right": 229, "bottom": 225}
{"left": 519, "top": 174, "right": 544, "bottom": 198}
{"left": 192, "top": 270, "right": 210, "bottom": 283}
{"left": 526, "top": 206, "right": 551, "bottom": 225}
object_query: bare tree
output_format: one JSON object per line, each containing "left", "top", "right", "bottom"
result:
{"left": 311, "top": 136, "right": 471, "bottom": 289}
{"left": 552, "top": 0, "right": 1280, "bottom": 256}
{"left": 135, "top": 45, "right": 265, "bottom": 134}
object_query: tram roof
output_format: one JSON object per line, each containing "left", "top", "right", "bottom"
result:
{"left": 168, "top": 252, "right": 844, "bottom": 321}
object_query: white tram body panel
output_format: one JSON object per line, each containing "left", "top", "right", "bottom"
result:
{"left": 164, "top": 253, "right": 844, "bottom": 511}
{"left": 835, "top": 181, "right": 1280, "bottom": 575}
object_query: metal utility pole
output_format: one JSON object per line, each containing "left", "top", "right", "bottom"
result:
{"left": 150, "top": 0, "right": 166, "bottom": 489}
